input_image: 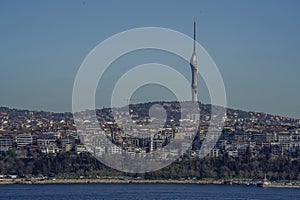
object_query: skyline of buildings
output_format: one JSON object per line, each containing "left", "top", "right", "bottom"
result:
{"left": 0, "top": 101, "right": 299, "bottom": 160}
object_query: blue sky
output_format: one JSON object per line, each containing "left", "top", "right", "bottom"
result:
{"left": 0, "top": 0, "right": 300, "bottom": 118}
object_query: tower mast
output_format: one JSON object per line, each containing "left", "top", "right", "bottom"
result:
{"left": 190, "top": 19, "right": 198, "bottom": 102}
{"left": 194, "top": 20, "right": 196, "bottom": 52}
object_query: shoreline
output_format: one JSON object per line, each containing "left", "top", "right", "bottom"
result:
{"left": 0, "top": 178, "right": 300, "bottom": 188}
{"left": 0, "top": 178, "right": 224, "bottom": 185}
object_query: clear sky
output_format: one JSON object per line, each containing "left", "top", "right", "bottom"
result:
{"left": 0, "top": 0, "right": 300, "bottom": 118}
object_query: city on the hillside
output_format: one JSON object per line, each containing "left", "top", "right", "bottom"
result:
{"left": 0, "top": 101, "right": 300, "bottom": 160}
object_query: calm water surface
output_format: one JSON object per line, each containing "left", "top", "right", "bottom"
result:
{"left": 0, "top": 184, "right": 299, "bottom": 200}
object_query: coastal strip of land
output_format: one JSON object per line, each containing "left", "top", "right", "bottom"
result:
{"left": 0, "top": 178, "right": 223, "bottom": 185}
{"left": 1, "top": 178, "right": 300, "bottom": 188}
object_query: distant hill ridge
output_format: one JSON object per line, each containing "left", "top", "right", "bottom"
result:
{"left": 0, "top": 101, "right": 299, "bottom": 128}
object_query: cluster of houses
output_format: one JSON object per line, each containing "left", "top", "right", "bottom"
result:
{"left": 0, "top": 102, "right": 300, "bottom": 159}
{"left": 0, "top": 131, "right": 86, "bottom": 157}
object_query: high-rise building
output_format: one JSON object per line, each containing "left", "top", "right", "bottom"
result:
{"left": 190, "top": 20, "right": 198, "bottom": 102}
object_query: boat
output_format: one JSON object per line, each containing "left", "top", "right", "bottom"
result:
{"left": 257, "top": 175, "right": 271, "bottom": 187}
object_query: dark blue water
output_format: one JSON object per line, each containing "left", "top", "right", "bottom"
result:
{"left": 0, "top": 184, "right": 299, "bottom": 200}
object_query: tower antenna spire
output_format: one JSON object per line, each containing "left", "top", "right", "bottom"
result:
{"left": 193, "top": 17, "right": 196, "bottom": 52}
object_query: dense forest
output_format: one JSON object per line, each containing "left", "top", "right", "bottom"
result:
{"left": 1, "top": 149, "right": 300, "bottom": 181}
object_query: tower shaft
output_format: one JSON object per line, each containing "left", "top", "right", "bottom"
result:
{"left": 190, "top": 20, "right": 198, "bottom": 102}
